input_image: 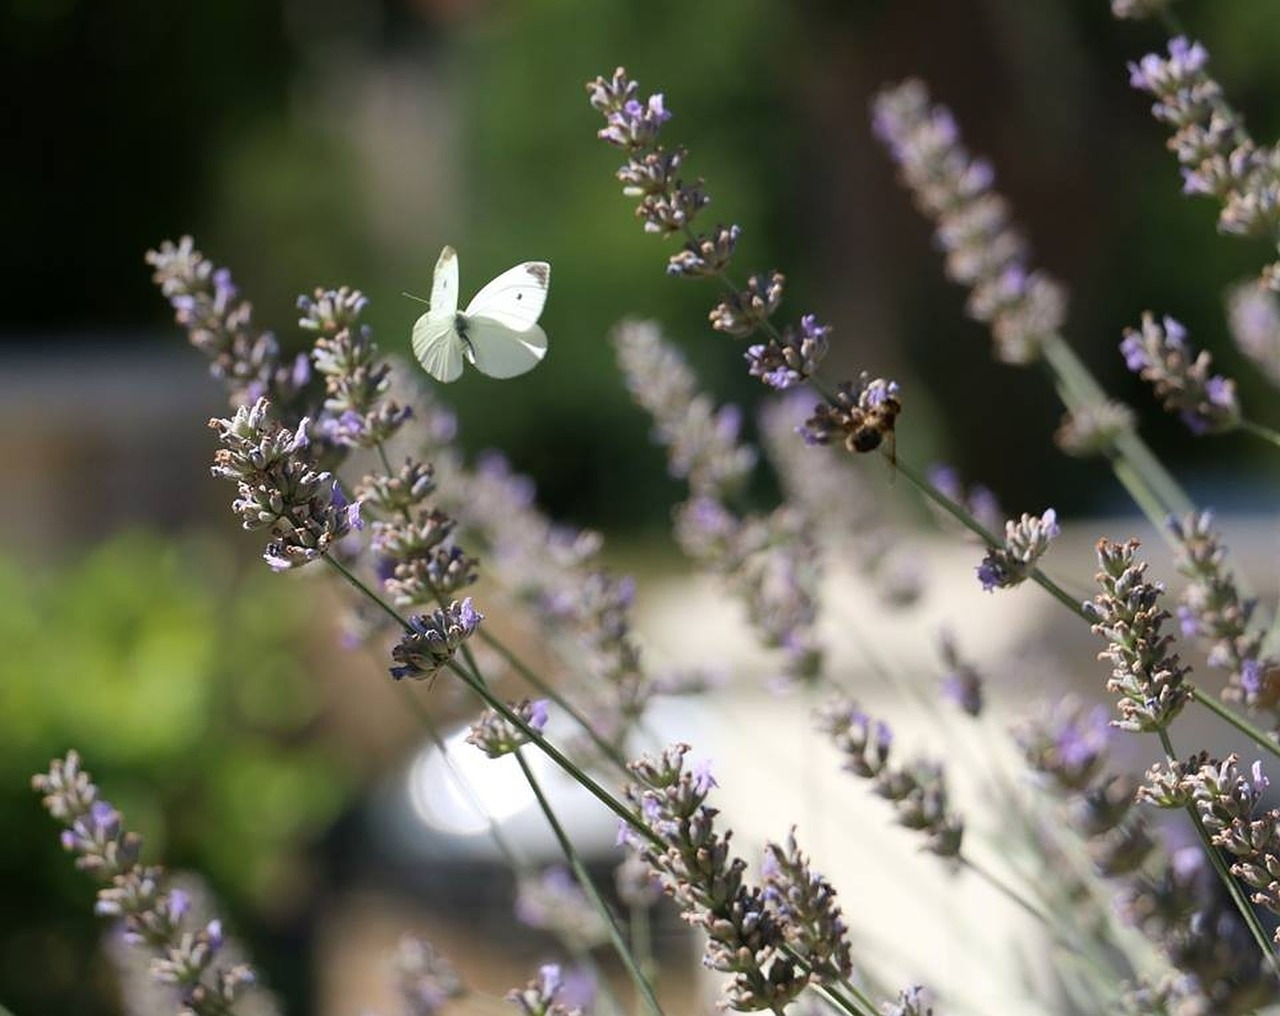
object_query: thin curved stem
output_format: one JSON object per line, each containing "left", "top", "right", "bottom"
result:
{"left": 514, "top": 750, "right": 666, "bottom": 1016}
{"left": 477, "top": 627, "right": 632, "bottom": 776}
{"left": 1240, "top": 417, "right": 1280, "bottom": 451}
{"left": 1157, "top": 727, "right": 1280, "bottom": 976}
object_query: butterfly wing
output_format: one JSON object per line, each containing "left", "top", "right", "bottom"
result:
{"left": 463, "top": 260, "right": 550, "bottom": 331}
{"left": 463, "top": 319, "right": 548, "bottom": 379}
{"left": 412, "top": 312, "right": 465, "bottom": 383}
{"left": 429, "top": 245, "right": 460, "bottom": 317}
{"left": 410, "top": 246, "right": 464, "bottom": 383}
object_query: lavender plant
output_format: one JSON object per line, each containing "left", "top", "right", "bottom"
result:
{"left": 33, "top": 5, "right": 1280, "bottom": 1015}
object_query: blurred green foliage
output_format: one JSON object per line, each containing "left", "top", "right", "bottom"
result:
{"left": 0, "top": 532, "right": 349, "bottom": 1014}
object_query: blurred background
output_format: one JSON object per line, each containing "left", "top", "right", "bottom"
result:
{"left": 5, "top": 0, "right": 1280, "bottom": 1012}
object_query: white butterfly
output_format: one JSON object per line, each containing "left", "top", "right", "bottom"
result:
{"left": 410, "top": 245, "right": 551, "bottom": 383}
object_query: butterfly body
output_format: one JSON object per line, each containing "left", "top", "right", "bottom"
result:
{"left": 411, "top": 246, "right": 551, "bottom": 382}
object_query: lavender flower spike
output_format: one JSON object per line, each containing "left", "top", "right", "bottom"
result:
{"left": 1054, "top": 399, "right": 1136, "bottom": 458}
{"left": 33, "top": 752, "right": 264, "bottom": 1016}
{"left": 976, "top": 508, "right": 1060, "bottom": 592}
{"left": 872, "top": 80, "right": 1067, "bottom": 365}
{"left": 1129, "top": 37, "right": 1280, "bottom": 289}
{"left": 1168, "top": 510, "right": 1280, "bottom": 712}
{"left": 761, "top": 829, "right": 854, "bottom": 983}
{"left": 816, "top": 698, "right": 964, "bottom": 857}
{"left": 388, "top": 935, "right": 465, "bottom": 1016}
{"left": 505, "top": 963, "right": 579, "bottom": 1016}
{"left": 1227, "top": 282, "right": 1280, "bottom": 390}
{"left": 1085, "top": 538, "right": 1193, "bottom": 733}
{"left": 1120, "top": 313, "right": 1240, "bottom": 434}
{"left": 146, "top": 236, "right": 309, "bottom": 411}
{"left": 389, "top": 598, "right": 484, "bottom": 681}
{"left": 623, "top": 744, "right": 810, "bottom": 1010}
{"left": 466, "top": 698, "right": 549, "bottom": 758}
{"left": 589, "top": 70, "right": 830, "bottom": 389}
{"left": 300, "top": 286, "right": 412, "bottom": 450}
{"left": 209, "top": 397, "right": 360, "bottom": 571}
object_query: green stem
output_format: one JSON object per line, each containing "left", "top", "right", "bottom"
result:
{"left": 887, "top": 460, "right": 1280, "bottom": 759}
{"left": 444, "top": 660, "right": 659, "bottom": 846}
{"left": 807, "top": 978, "right": 877, "bottom": 1016}
{"left": 1039, "top": 334, "right": 1193, "bottom": 520}
{"left": 514, "top": 750, "right": 666, "bottom": 1016}
{"left": 322, "top": 555, "right": 657, "bottom": 845}
{"left": 958, "top": 855, "right": 1053, "bottom": 927}
{"left": 629, "top": 903, "right": 655, "bottom": 1016}
{"left": 477, "top": 628, "right": 633, "bottom": 775}
{"left": 324, "top": 556, "right": 412, "bottom": 633}
{"left": 1157, "top": 727, "right": 1280, "bottom": 975}
{"left": 1240, "top": 417, "right": 1280, "bottom": 451}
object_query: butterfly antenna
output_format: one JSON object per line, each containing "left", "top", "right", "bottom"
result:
{"left": 401, "top": 290, "right": 431, "bottom": 306}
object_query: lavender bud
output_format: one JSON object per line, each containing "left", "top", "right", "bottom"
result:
{"left": 872, "top": 80, "right": 1066, "bottom": 364}
{"left": 709, "top": 271, "right": 785, "bottom": 337}
{"left": 938, "top": 630, "right": 984, "bottom": 717}
{"left": 1054, "top": 400, "right": 1136, "bottom": 458}
{"left": 466, "top": 698, "right": 548, "bottom": 758}
{"left": 389, "top": 598, "right": 484, "bottom": 681}
{"left": 505, "top": 963, "right": 579, "bottom": 1016}
{"left": 1120, "top": 313, "right": 1240, "bottom": 434}
{"left": 208, "top": 398, "right": 359, "bottom": 571}
{"left": 745, "top": 313, "right": 831, "bottom": 390}
{"left": 1084, "top": 539, "right": 1194, "bottom": 733}
{"left": 668, "top": 223, "right": 740, "bottom": 277}
{"left": 976, "top": 509, "right": 1060, "bottom": 591}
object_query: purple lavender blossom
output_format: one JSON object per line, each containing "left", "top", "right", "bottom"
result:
{"left": 883, "top": 987, "right": 934, "bottom": 1016}
{"left": 816, "top": 698, "right": 963, "bottom": 857}
{"left": 146, "top": 237, "right": 311, "bottom": 413}
{"left": 389, "top": 598, "right": 484, "bottom": 681}
{"left": 33, "top": 752, "right": 264, "bottom": 1015}
{"left": 1129, "top": 38, "right": 1280, "bottom": 288}
{"left": 872, "top": 80, "right": 1067, "bottom": 364}
{"left": 1085, "top": 539, "right": 1193, "bottom": 733}
{"left": 505, "top": 963, "right": 579, "bottom": 1016}
{"left": 745, "top": 313, "right": 832, "bottom": 391}
{"left": 589, "top": 69, "right": 831, "bottom": 389}
{"left": 1168, "top": 510, "right": 1279, "bottom": 714}
{"left": 926, "top": 464, "right": 1004, "bottom": 535}
{"left": 515, "top": 866, "right": 609, "bottom": 949}
{"left": 387, "top": 935, "right": 464, "bottom": 1015}
{"left": 1054, "top": 399, "right": 1136, "bottom": 458}
{"left": 1120, "top": 313, "right": 1240, "bottom": 434}
{"left": 760, "top": 830, "right": 854, "bottom": 983}
{"left": 466, "top": 697, "right": 548, "bottom": 757}
{"left": 1016, "top": 697, "right": 1112, "bottom": 793}
{"left": 938, "top": 631, "right": 984, "bottom": 717}
{"left": 622, "top": 744, "right": 813, "bottom": 1010}
{"left": 616, "top": 320, "right": 823, "bottom": 685}
{"left": 300, "top": 286, "right": 412, "bottom": 450}
{"left": 976, "top": 509, "right": 1060, "bottom": 592}
{"left": 208, "top": 398, "right": 359, "bottom": 571}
